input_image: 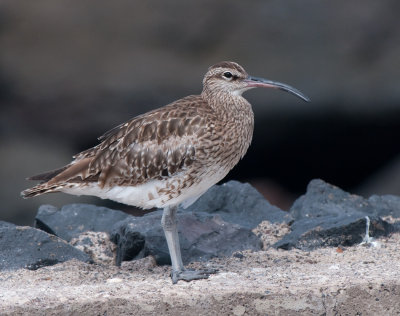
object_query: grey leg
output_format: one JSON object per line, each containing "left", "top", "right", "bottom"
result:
{"left": 161, "top": 205, "right": 217, "bottom": 284}
{"left": 161, "top": 205, "right": 184, "bottom": 273}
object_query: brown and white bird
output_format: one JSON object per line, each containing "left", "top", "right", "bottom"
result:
{"left": 22, "top": 61, "right": 309, "bottom": 283}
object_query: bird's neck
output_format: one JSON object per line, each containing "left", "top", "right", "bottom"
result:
{"left": 201, "top": 88, "right": 254, "bottom": 165}
{"left": 201, "top": 88, "right": 253, "bottom": 121}
{"left": 201, "top": 88, "right": 254, "bottom": 158}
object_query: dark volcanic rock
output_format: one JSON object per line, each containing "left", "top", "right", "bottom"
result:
{"left": 289, "top": 179, "right": 400, "bottom": 221}
{"left": 0, "top": 221, "right": 91, "bottom": 271}
{"left": 110, "top": 181, "right": 283, "bottom": 266}
{"left": 34, "top": 181, "right": 284, "bottom": 266}
{"left": 367, "top": 194, "right": 400, "bottom": 219}
{"left": 111, "top": 210, "right": 262, "bottom": 266}
{"left": 185, "top": 180, "right": 290, "bottom": 228}
{"left": 111, "top": 226, "right": 146, "bottom": 265}
{"left": 275, "top": 179, "right": 398, "bottom": 250}
{"left": 35, "top": 204, "right": 130, "bottom": 241}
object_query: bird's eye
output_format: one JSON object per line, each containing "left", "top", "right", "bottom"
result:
{"left": 223, "top": 72, "right": 233, "bottom": 79}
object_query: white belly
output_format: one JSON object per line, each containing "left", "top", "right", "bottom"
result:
{"left": 61, "top": 167, "right": 229, "bottom": 209}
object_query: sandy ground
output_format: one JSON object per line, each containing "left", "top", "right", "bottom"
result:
{"left": 0, "top": 226, "right": 399, "bottom": 315}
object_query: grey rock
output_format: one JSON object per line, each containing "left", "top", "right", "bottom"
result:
{"left": 35, "top": 203, "right": 130, "bottom": 241}
{"left": 0, "top": 221, "right": 15, "bottom": 229}
{"left": 111, "top": 223, "right": 147, "bottom": 265}
{"left": 185, "top": 180, "right": 290, "bottom": 228}
{"left": 110, "top": 181, "right": 282, "bottom": 265}
{"left": 367, "top": 194, "right": 400, "bottom": 219}
{"left": 33, "top": 181, "right": 283, "bottom": 266}
{"left": 0, "top": 221, "right": 91, "bottom": 271}
{"left": 111, "top": 210, "right": 262, "bottom": 266}
{"left": 275, "top": 179, "right": 397, "bottom": 250}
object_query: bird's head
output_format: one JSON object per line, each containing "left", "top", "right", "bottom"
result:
{"left": 203, "top": 61, "right": 310, "bottom": 102}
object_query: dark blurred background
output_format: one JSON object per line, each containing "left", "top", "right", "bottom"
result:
{"left": 1, "top": 0, "right": 399, "bottom": 225}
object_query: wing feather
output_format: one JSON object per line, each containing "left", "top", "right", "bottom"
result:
{"left": 64, "top": 95, "right": 212, "bottom": 187}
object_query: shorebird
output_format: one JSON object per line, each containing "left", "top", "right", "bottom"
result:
{"left": 22, "top": 61, "right": 309, "bottom": 283}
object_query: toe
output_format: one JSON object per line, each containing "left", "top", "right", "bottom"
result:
{"left": 171, "top": 268, "right": 218, "bottom": 283}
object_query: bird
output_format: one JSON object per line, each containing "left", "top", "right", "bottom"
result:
{"left": 22, "top": 61, "right": 310, "bottom": 284}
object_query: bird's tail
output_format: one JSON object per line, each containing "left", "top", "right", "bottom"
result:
{"left": 21, "top": 183, "right": 65, "bottom": 198}
{"left": 22, "top": 158, "right": 95, "bottom": 198}
{"left": 21, "top": 166, "right": 69, "bottom": 198}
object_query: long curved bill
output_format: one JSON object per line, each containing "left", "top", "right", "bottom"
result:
{"left": 244, "top": 76, "right": 310, "bottom": 102}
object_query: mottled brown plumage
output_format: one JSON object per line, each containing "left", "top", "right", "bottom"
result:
{"left": 22, "top": 61, "right": 309, "bottom": 283}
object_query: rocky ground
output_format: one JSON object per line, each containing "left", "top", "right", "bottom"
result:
{"left": 1, "top": 231, "right": 399, "bottom": 315}
{"left": 1, "top": 180, "right": 400, "bottom": 315}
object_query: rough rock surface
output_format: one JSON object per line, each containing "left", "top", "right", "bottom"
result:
{"left": 185, "top": 180, "right": 290, "bottom": 227}
{"left": 274, "top": 179, "right": 399, "bottom": 250}
{"left": 110, "top": 180, "right": 289, "bottom": 265}
{"left": 1, "top": 232, "right": 399, "bottom": 315}
{"left": 0, "top": 221, "right": 91, "bottom": 271}
{"left": 2, "top": 179, "right": 400, "bottom": 313}
{"left": 367, "top": 194, "right": 400, "bottom": 219}
{"left": 35, "top": 203, "right": 130, "bottom": 241}
{"left": 70, "top": 231, "right": 116, "bottom": 265}
{"left": 34, "top": 181, "right": 283, "bottom": 266}
{"left": 111, "top": 210, "right": 262, "bottom": 266}
{"left": 20, "top": 179, "right": 400, "bottom": 269}
{"left": 110, "top": 180, "right": 284, "bottom": 266}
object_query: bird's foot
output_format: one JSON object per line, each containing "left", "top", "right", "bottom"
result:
{"left": 171, "top": 268, "right": 218, "bottom": 284}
